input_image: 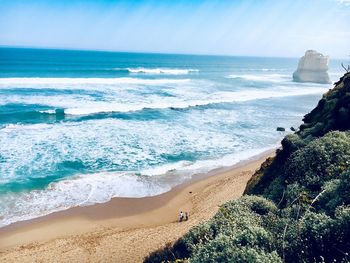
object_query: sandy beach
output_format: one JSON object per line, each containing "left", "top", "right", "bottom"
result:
{"left": 0, "top": 150, "right": 274, "bottom": 263}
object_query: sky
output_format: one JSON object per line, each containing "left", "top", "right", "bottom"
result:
{"left": 0, "top": 0, "right": 349, "bottom": 58}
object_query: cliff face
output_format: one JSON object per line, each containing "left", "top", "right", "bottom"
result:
{"left": 299, "top": 72, "right": 350, "bottom": 138}
{"left": 293, "top": 50, "right": 331, "bottom": 84}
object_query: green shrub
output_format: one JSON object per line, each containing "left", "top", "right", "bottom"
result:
{"left": 285, "top": 131, "right": 350, "bottom": 184}
{"left": 266, "top": 131, "right": 350, "bottom": 205}
{"left": 190, "top": 235, "right": 282, "bottom": 263}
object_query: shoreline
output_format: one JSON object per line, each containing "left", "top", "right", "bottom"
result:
{"left": 0, "top": 148, "right": 275, "bottom": 262}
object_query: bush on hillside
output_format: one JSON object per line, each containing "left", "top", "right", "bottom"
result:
{"left": 261, "top": 131, "right": 350, "bottom": 205}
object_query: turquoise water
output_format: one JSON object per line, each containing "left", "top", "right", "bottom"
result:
{"left": 0, "top": 47, "right": 343, "bottom": 226}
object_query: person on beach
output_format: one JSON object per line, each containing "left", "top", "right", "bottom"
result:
{"left": 179, "top": 211, "right": 183, "bottom": 222}
{"left": 185, "top": 212, "right": 188, "bottom": 221}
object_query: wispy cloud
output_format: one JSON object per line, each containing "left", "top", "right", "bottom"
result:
{"left": 336, "top": 0, "right": 350, "bottom": 5}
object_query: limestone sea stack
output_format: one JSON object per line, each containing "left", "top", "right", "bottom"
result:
{"left": 293, "top": 50, "right": 331, "bottom": 84}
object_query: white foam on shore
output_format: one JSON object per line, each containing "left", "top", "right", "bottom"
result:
{"left": 115, "top": 67, "right": 199, "bottom": 75}
{"left": 0, "top": 145, "right": 276, "bottom": 228}
{"left": 141, "top": 145, "right": 276, "bottom": 177}
{"left": 0, "top": 172, "right": 170, "bottom": 227}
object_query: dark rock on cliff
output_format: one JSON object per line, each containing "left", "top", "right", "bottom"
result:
{"left": 299, "top": 72, "right": 350, "bottom": 139}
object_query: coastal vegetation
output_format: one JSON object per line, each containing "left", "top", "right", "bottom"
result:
{"left": 145, "top": 73, "right": 350, "bottom": 263}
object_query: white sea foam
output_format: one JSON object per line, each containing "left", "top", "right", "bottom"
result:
{"left": 141, "top": 161, "right": 193, "bottom": 176}
{"left": 261, "top": 68, "right": 282, "bottom": 72}
{"left": 141, "top": 145, "right": 277, "bottom": 177}
{"left": 0, "top": 85, "right": 328, "bottom": 116}
{"left": 237, "top": 68, "right": 288, "bottom": 72}
{"left": 226, "top": 73, "right": 291, "bottom": 82}
{"left": 39, "top": 109, "right": 57, "bottom": 114}
{"left": 0, "top": 116, "right": 240, "bottom": 183}
{"left": 0, "top": 77, "right": 190, "bottom": 87}
{"left": 115, "top": 67, "right": 199, "bottom": 75}
{"left": 2, "top": 123, "right": 52, "bottom": 132}
{"left": 67, "top": 86, "right": 328, "bottom": 115}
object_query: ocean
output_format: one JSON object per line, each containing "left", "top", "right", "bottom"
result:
{"left": 0, "top": 47, "right": 343, "bottom": 227}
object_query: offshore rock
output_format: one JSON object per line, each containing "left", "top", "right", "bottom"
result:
{"left": 293, "top": 50, "right": 331, "bottom": 84}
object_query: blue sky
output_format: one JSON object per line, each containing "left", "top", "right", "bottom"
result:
{"left": 0, "top": 0, "right": 349, "bottom": 58}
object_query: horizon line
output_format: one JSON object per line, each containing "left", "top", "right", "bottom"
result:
{"left": 1, "top": 45, "right": 348, "bottom": 61}
{"left": 0, "top": 44, "right": 302, "bottom": 60}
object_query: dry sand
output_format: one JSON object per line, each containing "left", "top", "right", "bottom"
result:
{"left": 0, "top": 150, "right": 274, "bottom": 263}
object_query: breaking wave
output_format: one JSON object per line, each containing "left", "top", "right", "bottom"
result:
{"left": 0, "top": 77, "right": 190, "bottom": 87}
{"left": 114, "top": 67, "right": 199, "bottom": 75}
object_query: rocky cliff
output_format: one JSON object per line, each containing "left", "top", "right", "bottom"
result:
{"left": 299, "top": 72, "right": 350, "bottom": 138}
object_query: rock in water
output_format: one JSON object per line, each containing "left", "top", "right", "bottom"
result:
{"left": 293, "top": 50, "right": 331, "bottom": 84}
{"left": 55, "top": 108, "right": 65, "bottom": 120}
